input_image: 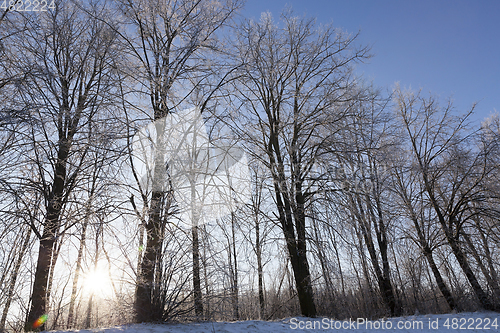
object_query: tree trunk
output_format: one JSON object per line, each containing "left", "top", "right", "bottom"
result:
{"left": 256, "top": 217, "right": 265, "bottom": 320}
{"left": 252, "top": 174, "right": 266, "bottom": 319}
{"left": 312, "top": 212, "right": 336, "bottom": 313}
{"left": 261, "top": 128, "right": 316, "bottom": 317}
{"left": 429, "top": 186, "right": 495, "bottom": 310}
{"left": 394, "top": 165, "right": 457, "bottom": 311}
{"left": 405, "top": 112, "right": 498, "bottom": 311}
{"left": 202, "top": 225, "right": 210, "bottom": 319}
{"left": 366, "top": 160, "right": 400, "bottom": 316}
{"left": 422, "top": 246, "right": 457, "bottom": 310}
{"left": 463, "top": 232, "right": 500, "bottom": 301}
{"left": 45, "top": 236, "right": 64, "bottom": 325}
{"left": 230, "top": 212, "right": 239, "bottom": 320}
{"left": 284, "top": 232, "right": 316, "bottom": 317}
{"left": 475, "top": 220, "right": 500, "bottom": 301}
{"left": 26, "top": 143, "right": 69, "bottom": 331}
{"left": 409, "top": 203, "right": 456, "bottom": 310}
{"left": 26, "top": 233, "right": 56, "bottom": 331}
{"left": 192, "top": 225, "right": 203, "bottom": 318}
{"left": 446, "top": 229, "right": 497, "bottom": 311}
{"left": 135, "top": 118, "right": 168, "bottom": 322}
{"left": 272, "top": 168, "right": 316, "bottom": 317}
{"left": 351, "top": 190, "right": 398, "bottom": 316}
{"left": 135, "top": 189, "right": 163, "bottom": 322}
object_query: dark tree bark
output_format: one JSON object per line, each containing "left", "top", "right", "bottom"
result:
{"left": 230, "top": 211, "right": 239, "bottom": 320}
{"left": 191, "top": 225, "right": 203, "bottom": 318}
{"left": 422, "top": 246, "right": 457, "bottom": 311}
{"left": 135, "top": 188, "right": 165, "bottom": 321}
{"left": 269, "top": 137, "right": 317, "bottom": 317}
{"left": 26, "top": 138, "right": 71, "bottom": 331}
{"left": 256, "top": 218, "right": 265, "bottom": 320}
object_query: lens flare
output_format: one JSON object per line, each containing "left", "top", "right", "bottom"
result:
{"left": 32, "top": 314, "right": 47, "bottom": 329}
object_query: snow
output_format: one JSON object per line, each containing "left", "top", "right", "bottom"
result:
{"left": 49, "top": 312, "right": 499, "bottom": 333}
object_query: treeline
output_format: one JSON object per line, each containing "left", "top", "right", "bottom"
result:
{"left": 0, "top": 1, "right": 499, "bottom": 332}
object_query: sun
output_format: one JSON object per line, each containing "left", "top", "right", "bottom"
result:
{"left": 81, "top": 266, "right": 115, "bottom": 299}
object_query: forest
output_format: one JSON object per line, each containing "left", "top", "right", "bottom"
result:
{"left": 0, "top": 0, "right": 499, "bottom": 331}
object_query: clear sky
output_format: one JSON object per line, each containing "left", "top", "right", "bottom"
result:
{"left": 242, "top": 0, "right": 500, "bottom": 123}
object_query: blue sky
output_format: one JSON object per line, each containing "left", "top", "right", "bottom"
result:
{"left": 242, "top": 0, "right": 500, "bottom": 123}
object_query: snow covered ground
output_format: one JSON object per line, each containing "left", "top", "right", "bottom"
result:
{"left": 50, "top": 312, "right": 499, "bottom": 333}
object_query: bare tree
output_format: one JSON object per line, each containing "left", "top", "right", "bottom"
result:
{"left": 231, "top": 11, "right": 369, "bottom": 317}
{"left": 113, "top": 0, "right": 242, "bottom": 322}
{"left": 3, "top": 3, "right": 120, "bottom": 330}
{"left": 395, "top": 86, "right": 500, "bottom": 311}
